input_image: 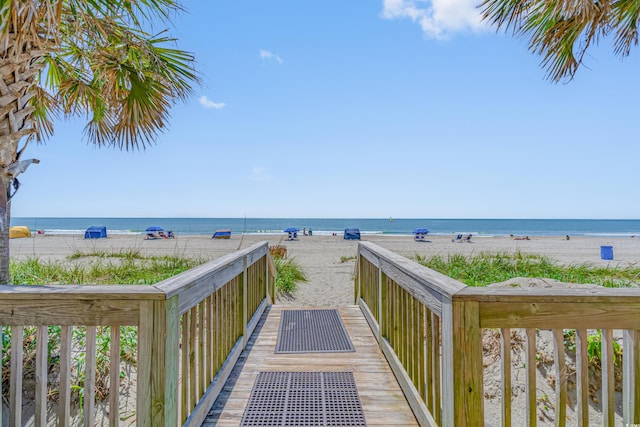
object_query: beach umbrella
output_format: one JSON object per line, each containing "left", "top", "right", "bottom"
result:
{"left": 146, "top": 226, "right": 164, "bottom": 232}
{"left": 413, "top": 228, "right": 429, "bottom": 234}
{"left": 284, "top": 227, "right": 299, "bottom": 233}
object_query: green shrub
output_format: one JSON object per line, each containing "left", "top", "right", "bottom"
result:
{"left": 273, "top": 256, "right": 306, "bottom": 295}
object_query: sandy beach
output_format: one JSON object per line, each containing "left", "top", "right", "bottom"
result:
{"left": 9, "top": 233, "right": 640, "bottom": 305}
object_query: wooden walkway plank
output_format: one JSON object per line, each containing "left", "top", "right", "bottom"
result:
{"left": 202, "top": 305, "right": 418, "bottom": 426}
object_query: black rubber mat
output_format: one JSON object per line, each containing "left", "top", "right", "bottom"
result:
{"left": 240, "top": 371, "right": 366, "bottom": 426}
{"left": 276, "top": 309, "right": 355, "bottom": 353}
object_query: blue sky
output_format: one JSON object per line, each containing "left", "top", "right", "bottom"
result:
{"left": 12, "top": 1, "right": 640, "bottom": 219}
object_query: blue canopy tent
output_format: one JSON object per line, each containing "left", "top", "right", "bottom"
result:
{"left": 84, "top": 226, "right": 107, "bottom": 239}
{"left": 344, "top": 228, "right": 361, "bottom": 240}
{"left": 284, "top": 227, "right": 299, "bottom": 240}
{"left": 146, "top": 226, "right": 164, "bottom": 233}
{"left": 413, "top": 228, "right": 429, "bottom": 242}
{"left": 212, "top": 229, "right": 232, "bottom": 239}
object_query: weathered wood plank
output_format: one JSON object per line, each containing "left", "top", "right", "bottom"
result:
{"left": 525, "top": 328, "right": 537, "bottom": 427}
{"left": 181, "top": 310, "right": 190, "bottom": 423}
{"left": 189, "top": 306, "right": 197, "bottom": 411}
{"left": 0, "top": 299, "right": 140, "bottom": 325}
{"left": 84, "top": 326, "right": 97, "bottom": 427}
{"left": 0, "top": 284, "right": 165, "bottom": 299}
{"left": 35, "top": 326, "right": 48, "bottom": 426}
{"left": 432, "top": 313, "right": 441, "bottom": 424}
{"left": 10, "top": 325, "right": 23, "bottom": 427}
{"left": 501, "top": 328, "right": 512, "bottom": 427}
{"left": 136, "top": 301, "right": 154, "bottom": 426}
{"left": 479, "top": 301, "right": 640, "bottom": 329}
{"left": 109, "top": 326, "right": 121, "bottom": 427}
{"left": 601, "top": 329, "right": 615, "bottom": 427}
{"left": 460, "top": 286, "right": 640, "bottom": 301}
{"left": 59, "top": 326, "right": 72, "bottom": 427}
{"left": 552, "top": 329, "right": 567, "bottom": 427}
{"left": 575, "top": 328, "right": 589, "bottom": 427}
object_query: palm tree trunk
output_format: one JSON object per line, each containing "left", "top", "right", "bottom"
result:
{"left": 0, "top": 175, "right": 10, "bottom": 284}
{"left": 0, "top": 34, "right": 45, "bottom": 284}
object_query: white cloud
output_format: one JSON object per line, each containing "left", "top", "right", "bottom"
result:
{"left": 199, "top": 96, "right": 225, "bottom": 109}
{"left": 259, "top": 49, "right": 283, "bottom": 63}
{"left": 382, "top": 0, "right": 486, "bottom": 39}
{"left": 246, "top": 167, "right": 272, "bottom": 182}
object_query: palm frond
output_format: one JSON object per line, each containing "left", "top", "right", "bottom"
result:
{"left": 480, "top": 0, "right": 638, "bottom": 82}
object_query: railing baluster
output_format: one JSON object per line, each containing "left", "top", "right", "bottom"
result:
{"left": 575, "top": 328, "right": 589, "bottom": 427}
{"left": 552, "top": 329, "right": 567, "bottom": 427}
{"left": 189, "top": 306, "right": 197, "bottom": 410}
{"left": 500, "top": 328, "right": 512, "bottom": 427}
{"left": 432, "top": 313, "right": 441, "bottom": 424}
{"left": 10, "top": 325, "right": 23, "bottom": 427}
{"left": 416, "top": 301, "right": 424, "bottom": 400}
{"left": 84, "top": 326, "right": 97, "bottom": 427}
{"left": 206, "top": 295, "right": 213, "bottom": 384}
{"left": 181, "top": 311, "right": 189, "bottom": 423}
{"left": 601, "top": 329, "right": 615, "bottom": 426}
{"left": 35, "top": 326, "right": 48, "bottom": 426}
{"left": 525, "top": 328, "right": 537, "bottom": 427}
{"left": 59, "top": 325, "right": 72, "bottom": 427}
{"left": 425, "top": 309, "right": 433, "bottom": 410}
{"left": 109, "top": 326, "right": 121, "bottom": 426}
{"left": 199, "top": 300, "right": 206, "bottom": 397}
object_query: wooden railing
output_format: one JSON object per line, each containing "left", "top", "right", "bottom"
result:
{"left": 0, "top": 241, "right": 275, "bottom": 426}
{"left": 355, "top": 241, "right": 640, "bottom": 426}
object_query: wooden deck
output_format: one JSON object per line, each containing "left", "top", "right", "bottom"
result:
{"left": 202, "top": 305, "right": 419, "bottom": 426}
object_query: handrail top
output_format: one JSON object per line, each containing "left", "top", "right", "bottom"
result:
{"left": 358, "top": 241, "right": 467, "bottom": 297}
{"left": 458, "top": 285, "right": 640, "bottom": 302}
{"left": 154, "top": 241, "right": 269, "bottom": 299}
{"left": 0, "top": 284, "right": 166, "bottom": 299}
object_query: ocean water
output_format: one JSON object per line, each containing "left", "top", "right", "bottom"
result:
{"left": 10, "top": 217, "right": 640, "bottom": 238}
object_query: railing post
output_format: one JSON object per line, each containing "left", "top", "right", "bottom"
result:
{"left": 441, "top": 294, "right": 483, "bottom": 426}
{"left": 138, "top": 296, "right": 179, "bottom": 426}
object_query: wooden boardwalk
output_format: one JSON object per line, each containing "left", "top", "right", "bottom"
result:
{"left": 202, "top": 305, "right": 419, "bottom": 426}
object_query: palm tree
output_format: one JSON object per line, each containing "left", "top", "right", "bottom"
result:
{"left": 480, "top": 0, "right": 640, "bottom": 82}
{"left": 0, "top": 0, "right": 198, "bottom": 283}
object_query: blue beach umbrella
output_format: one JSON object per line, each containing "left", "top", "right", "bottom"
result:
{"left": 413, "top": 228, "right": 429, "bottom": 234}
{"left": 284, "top": 227, "right": 299, "bottom": 233}
{"left": 146, "top": 226, "right": 164, "bottom": 232}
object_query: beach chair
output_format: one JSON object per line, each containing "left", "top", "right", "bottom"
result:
{"left": 451, "top": 234, "right": 463, "bottom": 242}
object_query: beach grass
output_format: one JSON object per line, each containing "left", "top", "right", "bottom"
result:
{"left": 10, "top": 250, "right": 206, "bottom": 285}
{"left": 414, "top": 251, "right": 640, "bottom": 288}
